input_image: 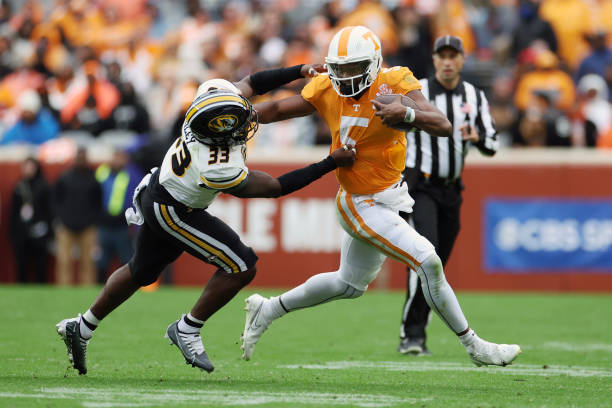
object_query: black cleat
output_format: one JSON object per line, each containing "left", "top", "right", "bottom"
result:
{"left": 165, "top": 318, "right": 214, "bottom": 373}
{"left": 56, "top": 316, "right": 89, "bottom": 375}
{"left": 397, "top": 337, "right": 431, "bottom": 356}
{"left": 419, "top": 343, "right": 432, "bottom": 356}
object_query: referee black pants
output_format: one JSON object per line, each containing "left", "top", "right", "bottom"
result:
{"left": 399, "top": 178, "right": 463, "bottom": 340}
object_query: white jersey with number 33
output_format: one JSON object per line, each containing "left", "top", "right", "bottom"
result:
{"left": 158, "top": 131, "right": 249, "bottom": 209}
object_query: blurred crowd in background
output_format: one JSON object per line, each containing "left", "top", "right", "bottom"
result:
{"left": 3, "top": 0, "right": 612, "bottom": 283}
{"left": 0, "top": 0, "right": 611, "bottom": 153}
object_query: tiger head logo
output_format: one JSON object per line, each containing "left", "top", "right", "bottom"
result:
{"left": 208, "top": 114, "right": 238, "bottom": 133}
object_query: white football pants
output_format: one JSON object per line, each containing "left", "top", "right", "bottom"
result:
{"left": 279, "top": 187, "right": 469, "bottom": 334}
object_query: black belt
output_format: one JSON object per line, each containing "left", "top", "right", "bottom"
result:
{"left": 422, "top": 173, "right": 460, "bottom": 187}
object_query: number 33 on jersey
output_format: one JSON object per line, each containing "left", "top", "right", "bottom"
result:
{"left": 159, "top": 134, "right": 249, "bottom": 209}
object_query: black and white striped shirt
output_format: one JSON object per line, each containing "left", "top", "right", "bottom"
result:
{"left": 405, "top": 76, "right": 498, "bottom": 180}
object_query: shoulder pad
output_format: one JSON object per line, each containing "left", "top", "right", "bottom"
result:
{"left": 302, "top": 74, "right": 332, "bottom": 100}
{"left": 380, "top": 67, "right": 414, "bottom": 85}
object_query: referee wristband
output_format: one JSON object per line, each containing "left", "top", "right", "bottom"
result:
{"left": 404, "top": 106, "right": 416, "bottom": 123}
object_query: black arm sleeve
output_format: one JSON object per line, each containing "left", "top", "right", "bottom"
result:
{"left": 278, "top": 155, "right": 337, "bottom": 196}
{"left": 249, "top": 65, "right": 304, "bottom": 95}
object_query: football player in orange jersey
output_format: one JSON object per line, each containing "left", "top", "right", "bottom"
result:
{"left": 241, "top": 26, "right": 521, "bottom": 367}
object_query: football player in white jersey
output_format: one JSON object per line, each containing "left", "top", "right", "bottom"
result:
{"left": 56, "top": 64, "right": 356, "bottom": 375}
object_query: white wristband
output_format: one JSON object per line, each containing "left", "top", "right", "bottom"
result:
{"left": 404, "top": 106, "right": 415, "bottom": 123}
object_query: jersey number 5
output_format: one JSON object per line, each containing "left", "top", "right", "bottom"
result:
{"left": 171, "top": 138, "right": 192, "bottom": 177}
{"left": 340, "top": 116, "right": 369, "bottom": 146}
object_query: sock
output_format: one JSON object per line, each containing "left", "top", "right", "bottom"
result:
{"left": 458, "top": 329, "right": 478, "bottom": 347}
{"left": 79, "top": 310, "right": 100, "bottom": 340}
{"left": 262, "top": 296, "right": 288, "bottom": 321}
{"left": 177, "top": 313, "right": 204, "bottom": 334}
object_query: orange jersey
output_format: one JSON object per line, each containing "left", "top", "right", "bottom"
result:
{"left": 302, "top": 66, "right": 421, "bottom": 195}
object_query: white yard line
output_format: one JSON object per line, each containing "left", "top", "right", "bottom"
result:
{"left": 0, "top": 388, "right": 433, "bottom": 408}
{"left": 280, "top": 361, "right": 612, "bottom": 378}
{"left": 542, "top": 342, "right": 612, "bottom": 352}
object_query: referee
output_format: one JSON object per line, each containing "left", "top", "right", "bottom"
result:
{"left": 397, "top": 35, "right": 498, "bottom": 356}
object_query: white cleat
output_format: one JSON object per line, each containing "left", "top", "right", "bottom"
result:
{"left": 165, "top": 317, "right": 214, "bottom": 373}
{"left": 466, "top": 338, "right": 521, "bottom": 367}
{"left": 241, "top": 294, "right": 272, "bottom": 361}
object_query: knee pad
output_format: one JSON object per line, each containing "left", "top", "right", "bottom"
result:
{"left": 416, "top": 253, "right": 445, "bottom": 283}
{"left": 331, "top": 271, "right": 365, "bottom": 299}
{"left": 301, "top": 271, "right": 365, "bottom": 301}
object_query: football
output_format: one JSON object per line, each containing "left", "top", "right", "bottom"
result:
{"left": 373, "top": 93, "right": 420, "bottom": 131}
{"left": 373, "top": 93, "right": 420, "bottom": 110}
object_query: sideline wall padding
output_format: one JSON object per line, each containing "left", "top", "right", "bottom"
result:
{"left": 0, "top": 148, "right": 610, "bottom": 292}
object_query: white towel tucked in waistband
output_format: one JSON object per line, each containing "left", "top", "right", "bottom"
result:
{"left": 372, "top": 181, "right": 415, "bottom": 213}
{"left": 125, "top": 167, "right": 158, "bottom": 226}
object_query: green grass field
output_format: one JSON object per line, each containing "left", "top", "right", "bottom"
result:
{"left": 1, "top": 285, "right": 611, "bottom": 408}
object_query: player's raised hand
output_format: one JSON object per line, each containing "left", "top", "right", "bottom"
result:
{"left": 331, "top": 144, "right": 356, "bottom": 167}
{"left": 301, "top": 64, "right": 327, "bottom": 78}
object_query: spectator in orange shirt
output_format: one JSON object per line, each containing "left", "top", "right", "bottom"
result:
{"left": 48, "top": 0, "right": 100, "bottom": 49}
{"left": 100, "top": 0, "right": 147, "bottom": 20}
{"left": 336, "top": 0, "right": 399, "bottom": 56}
{"left": 431, "top": 0, "right": 475, "bottom": 55}
{"left": 46, "top": 64, "right": 74, "bottom": 116}
{"left": 87, "top": 5, "right": 147, "bottom": 53}
{"left": 514, "top": 49, "right": 576, "bottom": 113}
{"left": 540, "top": 0, "right": 592, "bottom": 68}
{"left": 60, "top": 59, "right": 120, "bottom": 132}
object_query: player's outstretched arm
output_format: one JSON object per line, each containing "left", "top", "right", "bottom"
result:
{"left": 229, "top": 145, "right": 356, "bottom": 199}
{"left": 235, "top": 64, "right": 326, "bottom": 99}
{"left": 371, "top": 90, "right": 452, "bottom": 137}
{"left": 253, "top": 95, "right": 317, "bottom": 124}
